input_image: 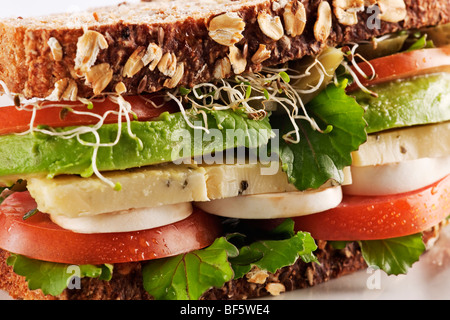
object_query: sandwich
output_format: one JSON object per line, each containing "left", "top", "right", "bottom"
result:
{"left": 0, "top": 0, "right": 449, "bottom": 301}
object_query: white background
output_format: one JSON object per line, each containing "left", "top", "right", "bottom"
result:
{"left": 0, "top": 0, "right": 139, "bottom": 19}
{"left": 1, "top": 0, "right": 450, "bottom": 300}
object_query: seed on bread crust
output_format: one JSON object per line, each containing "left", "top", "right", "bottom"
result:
{"left": 47, "top": 37, "right": 63, "bottom": 61}
{"left": 46, "top": 78, "right": 78, "bottom": 101}
{"left": 142, "top": 43, "right": 163, "bottom": 71}
{"left": 333, "top": 0, "right": 364, "bottom": 26}
{"left": 246, "top": 267, "right": 269, "bottom": 284}
{"left": 265, "top": 283, "right": 286, "bottom": 296}
{"left": 364, "top": 0, "right": 377, "bottom": 5}
{"left": 228, "top": 45, "right": 247, "bottom": 74}
{"left": 314, "top": 1, "right": 332, "bottom": 43}
{"left": 213, "top": 57, "right": 232, "bottom": 79}
{"left": 377, "top": 0, "right": 407, "bottom": 23}
{"left": 164, "top": 63, "right": 184, "bottom": 88}
{"left": 61, "top": 80, "right": 79, "bottom": 101}
{"left": 251, "top": 44, "right": 271, "bottom": 64}
{"left": 208, "top": 12, "right": 245, "bottom": 47}
{"left": 74, "top": 30, "right": 108, "bottom": 74}
{"left": 157, "top": 52, "right": 177, "bottom": 77}
{"left": 85, "top": 63, "right": 113, "bottom": 95}
{"left": 257, "top": 12, "right": 284, "bottom": 40}
{"left": 122, "top": 46, "right": 146, "bottom": 78}
{"left": 283, "top": 1, "right": 307, "bottom": 37}
{"left": 115, "top": 81, "right": 127, "bottom": 94}
{"left": 272, "top": 0, "right": 290, "bottom": 11}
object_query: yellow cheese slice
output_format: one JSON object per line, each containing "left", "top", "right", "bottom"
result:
{"left": 27, "top": 161, "right": 352, "bottom": 218}
{"left": 27, "top": 163, "right": 208, "bottom": 218}
{"left": 351, "top": 121, "right": 450, "bottom": 167}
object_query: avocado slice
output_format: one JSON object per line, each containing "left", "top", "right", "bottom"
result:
{"left": 0, "top": 109, "right": 274, "bottom": 183}
{"left": 353, "top": 72, "right": 450, "bottom": 134}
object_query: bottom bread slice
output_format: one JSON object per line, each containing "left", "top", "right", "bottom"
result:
{"left": 0, "top": 226, "right": 443, "bottom": 300}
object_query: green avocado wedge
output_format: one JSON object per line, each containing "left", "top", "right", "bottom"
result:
{"left": 353, "top": 73, "right": 450, "bottom": 134}
{"left": 0, "top": 109, "right": 274, "bottom": 183}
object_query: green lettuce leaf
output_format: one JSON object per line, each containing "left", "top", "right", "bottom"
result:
{"left": 330, "top": 234, "right": 426, "bottom": 276}
{"left": 230, "top": 231, "right": 318, "bottom": 279}
{"left": 274, "top": 81, "right": 367, "bottom": 190}
{"left": 358, "top": 233, "right": 426, "bottom": 275}
{"left": 142, "top": 219, "right": 318, "bottom": 300}
{"left": 0, "top": 179, "right": 26, "bottom": 205}
{"left": 142, "top": 237, "right": 238, "bottom": 300}
{"left": 6, "top": 254, "right": 113, "bottom": 296}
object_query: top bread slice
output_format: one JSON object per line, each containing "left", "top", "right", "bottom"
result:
{"left": 0, "top": 0, "right": 449, "bottom": 100}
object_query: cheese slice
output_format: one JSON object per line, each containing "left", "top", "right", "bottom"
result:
{"left": 27, "top": 161, "right": 352, "bottom": 218}
{"left": 344, "top": 155, "right": 450, "bottom": 196}
{"left": 204, "top": 162, "right": 297, "bottom": 199}
{"left": 351, "top": 121, "right": 450, "bottom": 167}
{"left": 27, "top": 162, "right": 294, "bottom": 218}
{"left": 27, "top": 163, "right": 209, "bottom": 218}
{"left": 51, "top": 202, "right": 193, "bottom": 234}
{"left": 195, "top": 186, "right": 343, "bottom": 219}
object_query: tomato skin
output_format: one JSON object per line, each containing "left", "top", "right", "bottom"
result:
{"left": 347, "top": 48, "right": 450, "bottom": 92}
{"left": 248, "top": 176, "right": 450, "bottom": 241}
{"left": 0, "top": 95, "right": 178, "bottom": 135}
{"left": 291, "top": 175, "right": 450, "bottom": 241}
{"left": 0, "top": 192, "right": 222, "bottom": 265}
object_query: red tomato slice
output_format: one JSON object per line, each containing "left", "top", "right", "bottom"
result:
{"left": 346, "top": 47, "right": 450, "bottom": 92}
{"left": 251, "top": 175, "right": 450, "bottom": 241}
{"left": 0, "top": 192, "right": 222, "bottom": 265}
{"left": 293, "top": 175, "right": 450, "bottom": 240}
{"left": 0, "top": 95, "right": 178, "bottom": 135}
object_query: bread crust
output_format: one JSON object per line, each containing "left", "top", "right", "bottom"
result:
{"left": 0, "top": 0, "right": 448, "bottom": 99}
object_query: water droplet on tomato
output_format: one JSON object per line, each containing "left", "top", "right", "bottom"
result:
{"left": 139, "top": 238, "right": 150, "bottom": 247}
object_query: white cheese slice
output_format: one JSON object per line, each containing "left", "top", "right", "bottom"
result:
{"left": 204, "top": 163, "right": 351, "bottom": 199}
{"left": 204, "top": 162, "right": 297, "bottom": 199}
{"left": 195, "top": 186, "right": 343, "bottom": 219}
{"left": 344, "top": 155, "right": 450, "bottom": 196}
{"left": 351, "top": 121, "right": 450, "bottom": 167}
{"left": 50, "top": 202, "right": 193, "bottom": 234}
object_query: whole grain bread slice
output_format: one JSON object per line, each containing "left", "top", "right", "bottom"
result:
{"left": 0, "top": 0, "right": 449, "bottom": 100}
